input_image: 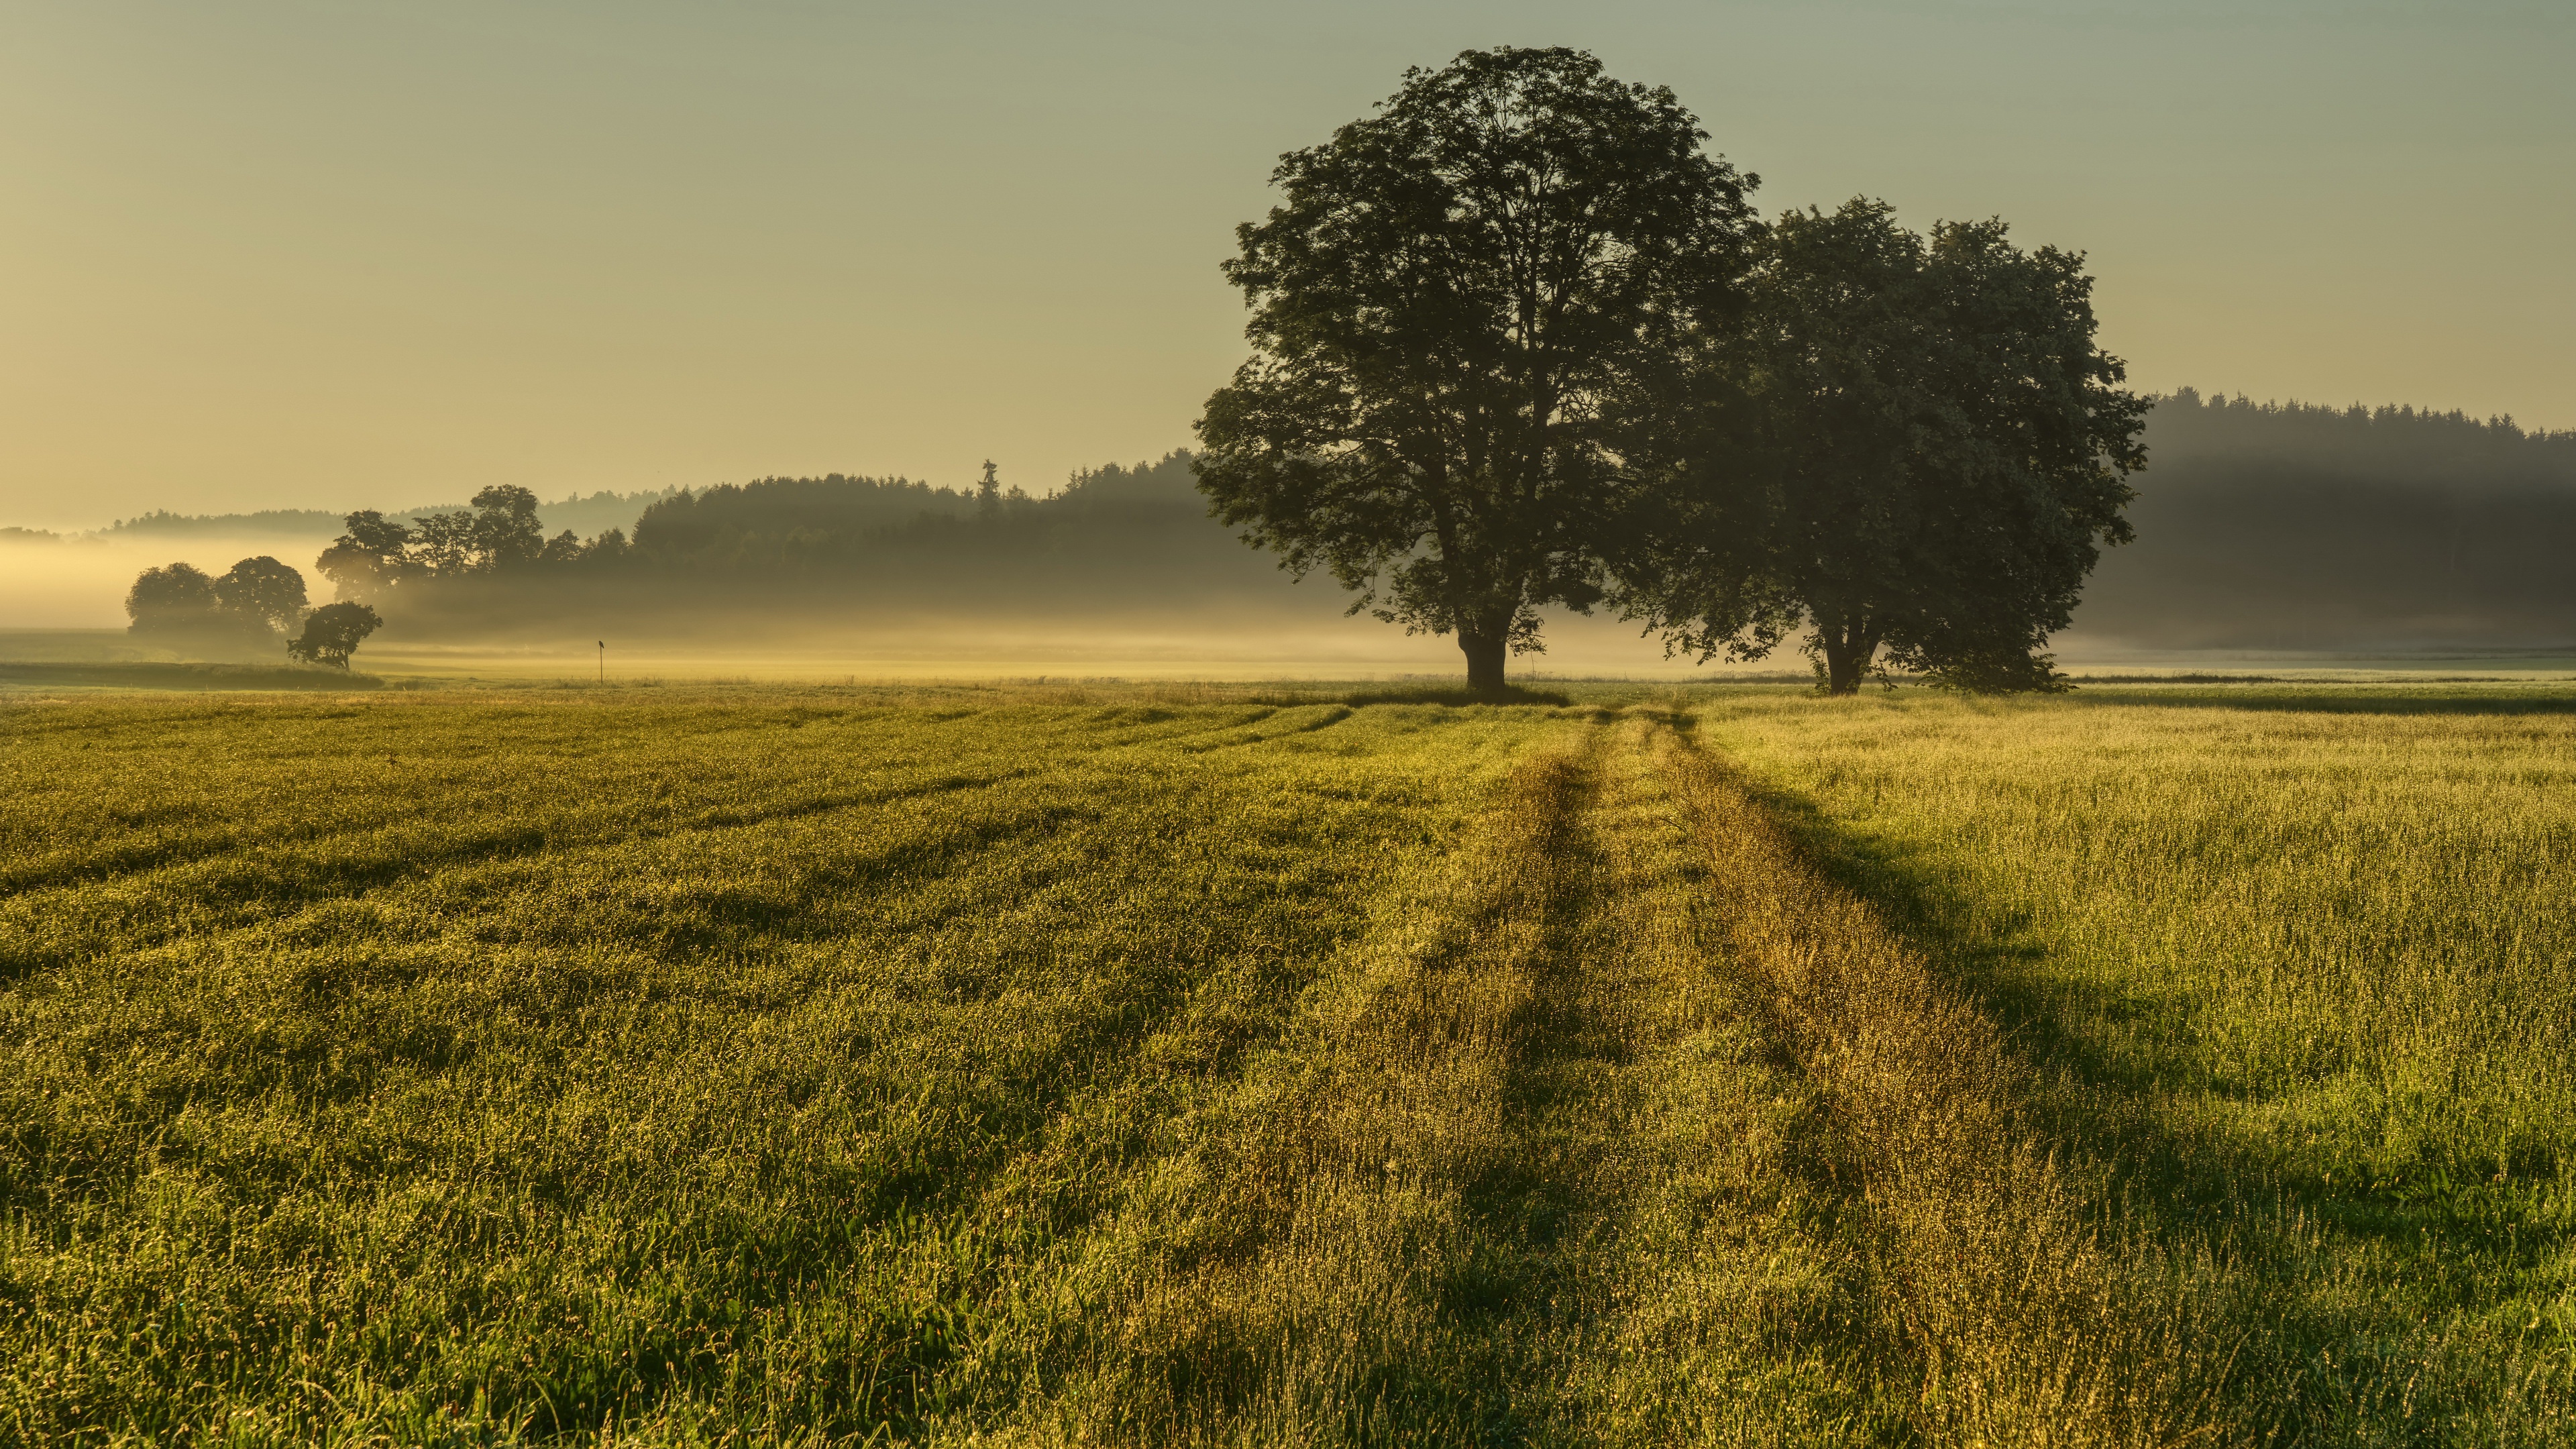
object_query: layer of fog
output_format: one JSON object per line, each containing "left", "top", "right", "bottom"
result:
{"left": 1, "top": 531, "right": 345, "bottom": 630}
{"left": 11, "top": 393, "right": 2573, "bottom": 676}
{"left": 0, "top": 531, "right": 1757, "bottom": 680}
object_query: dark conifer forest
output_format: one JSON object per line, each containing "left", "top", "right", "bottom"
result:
{"left": 2081, "top": 391, "right": 2576, "bottom": 649}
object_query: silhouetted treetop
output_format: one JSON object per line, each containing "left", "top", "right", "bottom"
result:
{"left": 212, "top": 555, "right": 309, "bottom": 633}
{"left": 125, "top": 562, "right": 222, "bottom": 633}
{"left": 1193, "top": 45, "right": 1759, "bottom": 691}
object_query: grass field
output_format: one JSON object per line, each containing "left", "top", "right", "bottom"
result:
{"left": 3, "top": 682, "right": 2572, "bottom": 1444}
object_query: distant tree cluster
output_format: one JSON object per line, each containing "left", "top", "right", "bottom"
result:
{"left": 1193, "top": 47, "right": 2146, "bottom": 692}
{"left": 317, "top": 486, "right": 632, "bottom": 600}
{"left": 626, "top": 475, "right": 979, "bottom": 568}
{"left": 2148, "top": 388, "right": 2575, "bottom": 474}
{"left": 284, "top": 467, "right": 1232, "bottom": 643}
{"left": 98, "top": 488, "right": 684, "bottom": 543}
{"left": 122, "top": 553, "right": 380, "bottom": 668}
{"left": 125, "top": 557, "right": 307, "bottom": 640}
{"left": 604, "top": 462, "right": 1178, "bottom": 573}
{"left": 109, "top": 507, "right": 347, "bottom": 538}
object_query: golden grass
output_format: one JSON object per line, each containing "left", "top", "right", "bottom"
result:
{"left": 1705, "top": 684, "right": 2576, "bottom": 1442}
{"left": 1038, "top": 717, "right": 1900, "bottom": 1445}
{"left": 1658, "top": 727, "right": 2226, "bottom": 1445}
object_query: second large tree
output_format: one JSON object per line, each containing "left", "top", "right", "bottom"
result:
{"left": 1618, "top": 199, "right": 2148, "bottom": 692}
{"left": 1193, "top": 47, "right": 1755, "bottom": 691}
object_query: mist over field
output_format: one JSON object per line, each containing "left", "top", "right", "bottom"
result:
{"left": 0, "top": 490, "right": 674, "bottom": 633}
{"left": 9, "top": 392, "right": 2572, "bottom": 678}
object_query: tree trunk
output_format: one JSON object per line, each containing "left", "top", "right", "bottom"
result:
{"left": 1460, "top": 631, "right": 1509, "bottom": 694}
{"left": 1818, "top": 621, "right": 1876, "bottom": 696}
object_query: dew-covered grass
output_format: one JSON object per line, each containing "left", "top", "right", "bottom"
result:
{"left": 1709, "top": 684, "right": 2576, "bottom": 1440}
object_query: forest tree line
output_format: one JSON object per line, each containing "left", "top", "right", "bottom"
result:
{"left": 2081, "top": 390, "right": 2576, "bottom": 649}
{"left": 121, "top": 389, "right": 2576, "bottom": 669}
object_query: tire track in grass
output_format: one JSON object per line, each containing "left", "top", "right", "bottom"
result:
{"left": 1654, "top": 724, "right": 2231, "bottom": 1448}
{"left": 1057, "top": 713, "right": 1898, "bottom": 1445}
{"left": 1513, "top": 716, "right": 1902, "bottom": 1445}
{"left": 1051, "top": 729, "right": 1608, "bottom": 1444}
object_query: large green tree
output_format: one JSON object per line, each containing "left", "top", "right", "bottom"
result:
{"left": 1193, "top": 46, "right": 1756, "bottom": 691}
{"left": 1620, "top": 199, "right": 2147, "bottom": 694}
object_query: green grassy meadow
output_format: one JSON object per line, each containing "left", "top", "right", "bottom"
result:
{"left": 4, "top": 682, "right": 2573, "bottom": 1444}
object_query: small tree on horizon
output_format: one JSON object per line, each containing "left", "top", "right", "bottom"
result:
{"left": 286, "top": 602, "right": 384, "bottom": 669}
{"left": 1193, "top": 46, "right": 1758, "bottom": 692}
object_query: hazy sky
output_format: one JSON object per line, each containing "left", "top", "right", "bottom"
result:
{"left": 4, "top": 1, "right": 2569, "bottom": 530}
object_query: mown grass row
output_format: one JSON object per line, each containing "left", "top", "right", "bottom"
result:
{"left": 1042, "top": 716, "right": 1911, "bottom": 1444}
{"left": 1657, "top": 727, "right": 2224, "bottom": 1444}
{"left": 1, "top": 696, "right": 1567, "bottom": 1442}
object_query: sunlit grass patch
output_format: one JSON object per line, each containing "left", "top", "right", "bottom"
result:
{"left": 1, "top": 694, "right": 1576, "bottom": 1442}
{"left": 1705, "top": 683, "right": 2576, "bottom": 1440}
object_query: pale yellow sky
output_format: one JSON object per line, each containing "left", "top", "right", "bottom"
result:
{"left": 3, "top": 1, "right": 2569, "bottom": 531}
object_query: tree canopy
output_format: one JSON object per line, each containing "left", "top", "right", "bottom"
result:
{"left": 125, "top": 562, "right": 223, "bottom": 634}
{"left": 315, "top": 512, "right": 427, "bottom": 601}
{"left": 211, "top": 556, "right": 310, "bottom": 633}
{"left": 1615, "top": 199, "right": 2147, "bottom": 693}
{"left": 125, "top": 556, "right": 313, "bottom": 647}
{"left": 287, "top": 602, "right": 384, "bottom": 669}
{"left": 1193, "top": 46, "right": 1758, "bottom": 692}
